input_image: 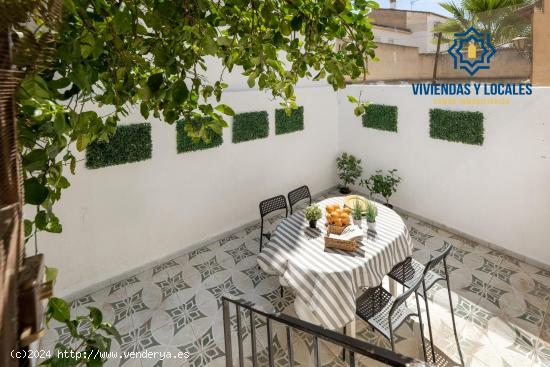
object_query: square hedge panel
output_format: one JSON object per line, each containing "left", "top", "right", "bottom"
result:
{"left": 232, "top": 111, "right": 269, "bottom": 143}
{"left": 176, "top": 118, "right": 223, "bottom": 153}
{"left": 362, "top": 104, "right": 398, "bottom": 132}
{"left": 86, "top": 123, "right": 152, "bottom": 169}
{"left": 429, "top": 108, "right": 484, "bottom": 145}
{"left": 275, "top": 106, "right": 304, "bottom": 135}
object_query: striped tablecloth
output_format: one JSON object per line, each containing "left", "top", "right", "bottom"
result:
{"left": 257, "top": 196, "right": 413, "bottom": 330}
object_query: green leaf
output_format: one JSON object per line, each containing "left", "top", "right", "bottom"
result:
{"left": 76, "top": 134, "right": 91, "bottom": 151}
{"left": 45, "top": 266, "right": 59, "bottom": 285}
{"left": 47, "top": 298, "right": 70, "bottom": 322}
{"left": 19, "top": 75, "right": 51, "bottom": 100}
{"left": 24, "top": 178, "right": 49, "bottom": 205}
{"left": 215, "top": 104, "right": 235, "bottom": 116}
{"left": 347, "top": 95, "right": 358, "bottom": 104}
{"left": 54, "top": 112, "right": 67, "bottom": 134}
{"left": 88, "top": 307, "right": 103, "bottom": 327}
{"left": 171, "top": 81, "right": 189, "bottom": 104}
{"left": 113, "top": 9, "right": 133, "bottom": 34}
{"left": 24, "top": 219, "right": 33, "bottom": 237}
{"left": 23, "top": 149, "right": 48, "bottom": 172}
{"left": 147, "top": 73, "right": 163, "bottom": 93}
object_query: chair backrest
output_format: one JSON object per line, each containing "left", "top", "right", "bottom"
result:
{"left": 259, "top": 195, "right": 288, "bottom": 219}
{"left": 424, "top": 242, "right": 452, "bottom": 274}
{"left": 287, "top": 185, "right": 311, "bottom": 214}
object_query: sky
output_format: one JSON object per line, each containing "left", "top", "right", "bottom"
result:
{"left": 374, "top": 0, "right": 453, "bottom": 17}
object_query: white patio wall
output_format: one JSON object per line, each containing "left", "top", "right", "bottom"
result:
{"left": 39, "top": 84, "right": 339, "bottom": 296}
{"left": 338, "top": 85, "right": 550, "bottom": 266}
{"left": 38, "top": 81, "right": 550, "bottom": 296}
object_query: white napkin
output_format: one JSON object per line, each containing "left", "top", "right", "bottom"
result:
{"left": 328, "top": 225, "right": 363, "bottom": 241}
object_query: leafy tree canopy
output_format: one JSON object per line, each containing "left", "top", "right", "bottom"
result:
{"left": 13, "top": 0, "right": 378, "bottom": 241}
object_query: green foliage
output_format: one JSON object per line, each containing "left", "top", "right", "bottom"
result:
{"left": 366, "top": 201, "right": 378, "bottom": 223}
{"left": 429, "top": 109, "right": 484, "bottom": 145}
{"left": 85, "top": 124, "right": 152, "bottom": 169}
{"left": 352, "top": 201, "right": 363, "bottom": 220}
{"left": 361, "top": 169, "right": 402, "bottom": 204}
{"left": 275, "top": 106, "right": 304, "bottom": 135}
{"left": 336, "top": 153, "right": 363, "bottom": 189}
{"left": 176, "top": 118, "right": 223, "bottom": 153}
{"left": 362, "top": 104, "right": 398, "bottom": 132}
{"left": 41, "top": 297, "right": 121, "bottom": 366}
{"left": 304, "top": 205, "right": 322, "bottom": 222}
{"left": 434, "top": 0, "right": 532, "bottom": 45}
{"left": 13, "top": 0, "right": 378, "bottom": 240}
{"left": 232, "top": 111, "right": 269, "bottom": 143}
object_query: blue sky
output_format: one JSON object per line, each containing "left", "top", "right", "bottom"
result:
{"left": 374, "top": 0, "right": 452, "bottom": 17}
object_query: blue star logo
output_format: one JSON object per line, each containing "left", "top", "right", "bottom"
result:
{"left": 448, "top": 26, "right": 496, "bottom": 76}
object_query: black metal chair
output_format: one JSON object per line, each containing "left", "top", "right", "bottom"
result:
{"left": 259, "top": 195, "right": 288, "bottom": 253}
{"left": 356, "top": 268, "right": 428, "bottom": 361}
{"left": 388, "top": 244, "right": 464, "bottom": 366}
{"left": 287, "top": 185, "right": 312, "bottom": 214}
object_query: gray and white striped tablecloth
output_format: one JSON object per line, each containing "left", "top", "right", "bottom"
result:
{"left": 257, "top": 196, "right": 413, "bottom": 330}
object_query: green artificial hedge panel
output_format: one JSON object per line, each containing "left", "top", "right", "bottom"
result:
{"left": 429, "top": 108, "right": 484, "bottom": 146}
{"left": 362, "top": 104, "right": 398, "bottom": 132}
{"left": 176, "top": 118, "right": 223, "bottom": 153}
{"left": 275, "top": 106, "right": 304, "bottom": 135}
{"left": 232, "top": 111, "right": 269, "bottom": 143}
{"left": 86, "top": 123, "right": 152, "bottom": 169}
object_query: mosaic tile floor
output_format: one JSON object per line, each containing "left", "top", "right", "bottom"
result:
{"left": 40, "top": 191, "right": 550, "bottom": 367}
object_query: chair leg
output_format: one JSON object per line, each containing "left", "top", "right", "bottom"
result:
{"left": 342, "top": 326, "right": 346, "bottom": 361}
{"left": 389, "top": 329, "right": 395, "bottom": 352}
{"left": 422, "top": 283, "right": 436, "bottom": 364}
{"left": 445, "top": 267, "right": 465, "bottom": 366}
{"left": 415, "top": 292, "right": 428, "bottom": 362}
{"left": 280, "top": 285, "right": 284, "bottom": 298}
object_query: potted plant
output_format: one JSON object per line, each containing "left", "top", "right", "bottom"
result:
{"left": 304, "top": 205, "right": 322, "bottom": 229}
{"left": 366, "top": 201, "right": 378, "bottom": 232}
{"left": 360, "top": 169, "right": 402, "bottom": 208}
{"left": 336, "top": 152, "right": 363, "bottom": 194}
{"left": 352, "top": 200, "right": 363, "bottom": 227}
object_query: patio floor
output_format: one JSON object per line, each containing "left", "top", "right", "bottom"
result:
{"left": 40, "top": 190, "right": 550, "bottom": 367}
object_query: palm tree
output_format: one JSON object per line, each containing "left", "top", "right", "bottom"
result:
{"left": 434, "top": 0, "right": 533, "bottom": 46}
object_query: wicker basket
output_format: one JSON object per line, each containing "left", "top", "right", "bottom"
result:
{"left": 324, "top": 225, "right": 358, "bottom": 251}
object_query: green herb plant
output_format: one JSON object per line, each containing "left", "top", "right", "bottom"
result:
{"left": 336, "top": 153, "right": 363, "bottom": 194}
{"left": 352, "top": 201, "right": 363, "bottom": 220}
{"left": 366, "top": 201, "right": 378, "bottom": 223}
{"left": 361, "top": 169, "right": 402, "bottom": 205}
{"left": 304, "top": 205, "right": 322, "bottom": 222}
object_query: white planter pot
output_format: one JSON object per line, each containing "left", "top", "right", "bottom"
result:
{"left": 353, "top": 218, "right": 362, "bottom": 227}
{"left": 367, "top": 221, "right": 376, "bottom": 232}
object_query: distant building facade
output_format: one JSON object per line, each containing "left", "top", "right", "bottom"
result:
{"left": 532, "top": 0, "right": 550, "bottom": 85}
{"left": 360, "top": 4, "right": 532, "bottom": 82}
{"left": 370, "top": 7, "right": 449, "bottom": 54}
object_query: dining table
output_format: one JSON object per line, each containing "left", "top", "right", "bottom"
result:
{"left": 256, "top": 196, "right": 414, "bottom": 335}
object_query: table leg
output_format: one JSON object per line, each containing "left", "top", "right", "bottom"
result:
{"left": 345, "top": 319, "right": 356, "bottom": 338}
{"left": 389, "top": 278, "right": 398, "bottom": 296}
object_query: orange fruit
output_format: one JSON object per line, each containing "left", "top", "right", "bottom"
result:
{"left": 342, "top": 217, "right": 350, "bottom": 225}
{"left": 343, "top": 207, "right": 352, "bottom": 214}
{"left": 334, "top": 218, "right": 342, "bottom": 227}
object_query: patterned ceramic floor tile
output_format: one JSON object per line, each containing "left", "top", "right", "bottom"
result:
{"left": 40, "top": 194, "right": 550, "bottom": 367}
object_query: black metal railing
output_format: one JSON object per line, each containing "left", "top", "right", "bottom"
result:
{"left": 222, "top": 296, "right": 430, "bottom": 367}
